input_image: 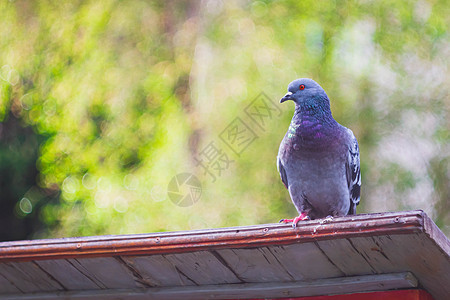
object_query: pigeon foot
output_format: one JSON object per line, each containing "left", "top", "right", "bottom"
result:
{"left": 279, "top": 212, "right": 310, "bottom": 228}
{"left": 320, "top": 215, "right": 334, "bottom": 225}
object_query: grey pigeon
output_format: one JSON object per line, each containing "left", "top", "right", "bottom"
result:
{"left": 277, "top": 78, "right": 361, "bottom": 227}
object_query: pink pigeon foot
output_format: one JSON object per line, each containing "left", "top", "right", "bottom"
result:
{"left": 279, "top": 212, "right": 310, "bottom": 228}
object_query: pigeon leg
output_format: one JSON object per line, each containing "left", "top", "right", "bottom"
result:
{"left": 279, "top": 212, "right": 310, "bottom": 228}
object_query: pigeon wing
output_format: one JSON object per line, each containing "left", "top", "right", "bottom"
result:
{"left": 277, "top": 155, "right": 289, "bottom": 189}
{"left": 346, "top": 132, "right": 361, "bottom": 215}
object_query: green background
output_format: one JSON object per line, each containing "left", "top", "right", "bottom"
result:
{"left": 0, "top": 0, "right": 448, "bottom": 240}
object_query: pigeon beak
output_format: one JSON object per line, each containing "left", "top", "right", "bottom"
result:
{"left": 280, "top": 92, "right": 294, "bottom": 103}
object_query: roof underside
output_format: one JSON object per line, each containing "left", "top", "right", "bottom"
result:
{"left": 0, "top": 210, "right": 449, "bottom": 300}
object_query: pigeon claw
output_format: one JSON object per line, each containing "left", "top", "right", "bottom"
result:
{"left": 320, "top": 215, "right": 334, "bottom": 225}
{"left": 280, "top": 212, "right": 310, "bottom": 228}
{"left": 292, "top": 213, "right": 310, "bottom": 228}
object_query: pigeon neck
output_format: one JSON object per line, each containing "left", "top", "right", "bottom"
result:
{"left": 293, "top": 102, "right": 335, "bottom": 126}
{"left": 288, "top": 101, "right": 338, "bottom": 147}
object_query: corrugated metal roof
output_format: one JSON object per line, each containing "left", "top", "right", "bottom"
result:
{"left": 0, "top": 210, "right": 449, "bottom": 299}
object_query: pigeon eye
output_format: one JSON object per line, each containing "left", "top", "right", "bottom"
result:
{"left": 299, "top": 84, "right": 305, "bottom": 90}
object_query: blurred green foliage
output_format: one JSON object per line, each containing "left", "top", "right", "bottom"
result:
{"left": 0, "top": 0, "right": 448, "bottom": 240}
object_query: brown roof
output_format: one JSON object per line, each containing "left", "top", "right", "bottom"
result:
{"left": 0, "top": 210, "right": 449, "bottom": 299}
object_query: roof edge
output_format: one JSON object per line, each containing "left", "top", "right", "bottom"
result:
{"left": 0, "top": 210, "right": 430, "bottom": 262}
{"left": 423, "top": 213, "right": 450, "bottom": 260}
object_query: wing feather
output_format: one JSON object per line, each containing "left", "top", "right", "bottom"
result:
{"left": 277, "top": 156, "right": 289, "bottom": 189}
{"left": 347, "top": 132, "right": 361, "bottom": 215}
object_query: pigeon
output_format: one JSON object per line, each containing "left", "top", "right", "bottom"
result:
{"left": 277, "top": 78, "right": 361, "bottom": 227}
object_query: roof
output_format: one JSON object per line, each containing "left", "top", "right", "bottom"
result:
{"left": 0, "top": 210, "right": 449, "bottom": 300}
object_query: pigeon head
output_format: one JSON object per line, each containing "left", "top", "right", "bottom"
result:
{"left": 280, "top": 78, "right": 329, "bottom": 107}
